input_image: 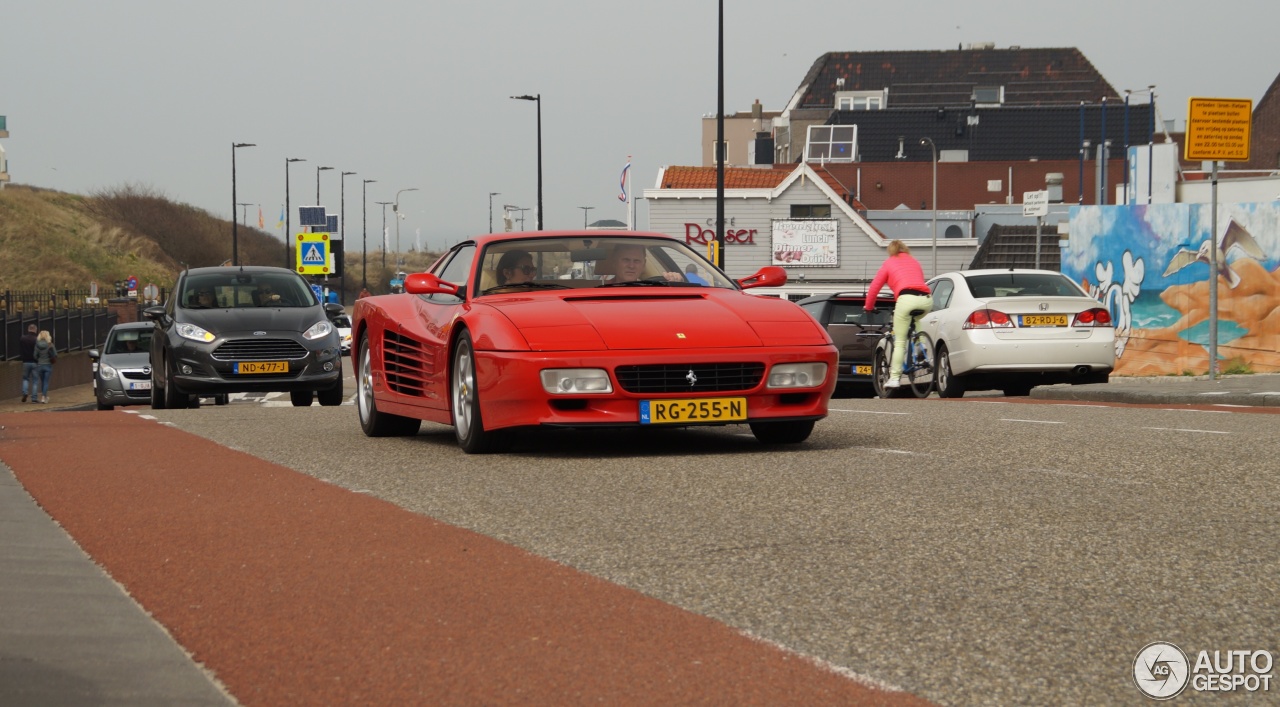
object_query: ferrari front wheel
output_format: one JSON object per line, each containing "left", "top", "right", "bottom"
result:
{"left": 356, "top": 335, "right": 421, "bottom": 437}
{"left": 451, "top": 331, "right": 510, "bottom": 454}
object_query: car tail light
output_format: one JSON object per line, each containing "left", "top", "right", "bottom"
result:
{"left": 963, "top": 309, "right": 1014, "bottom": 329}
{"left": 1073, "top": 307, "right": 1113, "bottom": 327}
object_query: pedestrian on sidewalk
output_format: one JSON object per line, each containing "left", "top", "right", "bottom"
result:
{"left": 18, "top": 323, "right": 38, "bottom": 402}
{"left": 33, "top": 330, "right": 57, "bottom": 404}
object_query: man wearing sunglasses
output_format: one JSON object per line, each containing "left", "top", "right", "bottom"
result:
{"left": 496, "top": 250, "right": 537, "bottom": 285}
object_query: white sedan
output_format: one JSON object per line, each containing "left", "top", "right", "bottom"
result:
{"left": 917, "top": 269, "right": 1115, "bottom": 398}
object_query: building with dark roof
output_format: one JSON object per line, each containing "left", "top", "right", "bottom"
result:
{"left": 771, "top": 45, "right": 1154, "bottom": 173}
{"left": 1245, "top": 72, "right": 1280, "bottom": 172}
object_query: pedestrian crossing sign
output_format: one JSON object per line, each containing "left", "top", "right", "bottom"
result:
{"left": 296, "top": 233, "right": 330, "bottom": 274}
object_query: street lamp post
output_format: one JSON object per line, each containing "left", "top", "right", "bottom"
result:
{"left": 578, "top": 206, "right": 594, "bottom": 228}
{"left": 376, "top": 201, "right": 392, "bottom": 273}
{"left": 316, "top": 166, "right": 333, "bottom": 206}
{"left": 285, "top": 157, "right": 305, "bottom": 267}
{"left": 237, "top": 202, "right": 252, "bottom": 226}
{"left": 920, "top": 137, "right": 938, "bottom": 277}
{"left": 340, "top": 171, "right": 356, "bottom": 287}
{"left": 510, "top": 94, "right": 543, "bottom": 230}
{"left": 394, "top": 187, "right": 419, "bottom": 265}
{"left": 361, "top": 179, "right": 376, "bottom": 289}
{"left": 231, "top": 142, "right": 255, "bottom": 266}
{"left": 488, "top": 192, "right": 500, "bottom": 233}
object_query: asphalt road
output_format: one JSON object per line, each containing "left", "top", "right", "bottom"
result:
{"left": 127, "top": 393, "right": 1278, "bottom": 705}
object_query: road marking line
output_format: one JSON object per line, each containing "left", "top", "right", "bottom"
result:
{"left": 1000, "top": 419, "right": 1065, "bottom": 424}
{"left": 1141, "top": 427, "right": 1229, "bottom": 434}
{"left": 830, "top": 409, "right": 911, "bottom": 415}
{"left": 1019, "top": 467, "right": 1145, "bottom": 485}
{"left": 740, "top": 630, "right": 908, "bottom": 694}
{"left": 865, "top": 448, "right": 918, "bottom": 455}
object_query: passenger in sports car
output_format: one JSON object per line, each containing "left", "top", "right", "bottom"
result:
{"left": 495, "top": 249, "right": 537, "bottom": 285}
{"left": 600, "top": 243, "right": 682, "bottom": 283}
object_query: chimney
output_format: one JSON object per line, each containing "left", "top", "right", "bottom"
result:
{"left": 1045, "top": 172, "right": 1065, "bottom": 203}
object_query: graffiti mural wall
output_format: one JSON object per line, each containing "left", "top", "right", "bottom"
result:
{"left": 1064, "top": 202, "right": 1280, "bottom": 376}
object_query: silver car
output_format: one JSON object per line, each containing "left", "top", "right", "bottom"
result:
{"left": 916, "top": 269, "right": 1115, "bottom": 398}
{"left": 90, "top": 322, "right": 157, "bottom": 410}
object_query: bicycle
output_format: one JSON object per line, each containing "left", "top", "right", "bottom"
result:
{"left": 872, "top": 307, "right": 935, "bottom": 398}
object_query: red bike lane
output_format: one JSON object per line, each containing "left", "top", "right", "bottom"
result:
{"left": 1, "top": 411, "right": 933, "bottom": 706}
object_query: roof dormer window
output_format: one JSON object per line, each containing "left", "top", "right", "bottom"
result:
{"left": 973, "top": 85, "right": 1004, "bottom": 107}
{"left": 835, "top": 89, "right": 886, "bottom": 111}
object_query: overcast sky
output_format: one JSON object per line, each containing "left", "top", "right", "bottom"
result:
{"left": 3, "top": 0, "right": 1276, "bottom": 252}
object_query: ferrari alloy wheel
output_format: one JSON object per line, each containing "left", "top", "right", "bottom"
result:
{"left": 451, "top": 331, "right": 509, "bottom": 454}
{"left": 356, "top": 335, "right": 420, "bottom": 437}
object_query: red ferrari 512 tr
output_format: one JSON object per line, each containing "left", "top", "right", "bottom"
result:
{"left": 352, "top": 231, "right": 838, "bottom": 453}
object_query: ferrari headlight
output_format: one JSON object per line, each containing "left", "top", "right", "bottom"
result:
{"left": 541, "top": 368, "right": 613, "bottom": 394}
{"left": 98, "top": 363, "right": 119, "bottom": 381}
{"left": 176, "top": 323, "right": 215, "bottom": 343}
{"left": 304, "top": 320, "right": 334, "bottom": 340}
{"left": 767, "top": 362, "right": 828, "bottom": 389}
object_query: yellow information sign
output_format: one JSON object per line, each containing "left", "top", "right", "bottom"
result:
{"left": 296, "top": 232, "right": 331, "bottom": 275}
{"left": 1184, "top": 97, "right": 1252, "bottom": 162}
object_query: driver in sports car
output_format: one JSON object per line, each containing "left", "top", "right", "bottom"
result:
{"left": 600, "top": 244, "right": 682, "bottom": 283}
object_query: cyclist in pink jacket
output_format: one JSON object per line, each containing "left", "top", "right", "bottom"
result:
{"left": 864, "top": 240, "right": 933, "bottom": 389}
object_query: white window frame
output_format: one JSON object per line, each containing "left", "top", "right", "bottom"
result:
{"left": 973, "top": 85, "right": 1004, "bottom": 107}
{"left": 834, "top": 89, "right": 887, "bottom": 111}
{"left": 804, "top": 125, "right": 858, "bottom": 163}
{"left": 714, "top": 140, "right": 729, "bottom": 165}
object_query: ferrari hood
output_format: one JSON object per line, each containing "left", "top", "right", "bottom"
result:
{"left": 484, "top": 292, "right": 829, "bottom": 351}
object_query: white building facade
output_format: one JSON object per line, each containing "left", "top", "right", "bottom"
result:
{"left": 643, "top": 163, "right": 977, "bottom": 298}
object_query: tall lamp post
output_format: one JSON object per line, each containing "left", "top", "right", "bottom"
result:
{"left": 361, "top": 179, "right": 376, "bottom": 289}
{"left": 578, "top": 206, "right": 594, "bottom": 228}
{"left": 316, "top": 166, "right": 333, "bottom": 205}
{"left": 920, "top": 137, "right": 938, "bottom": 277}
{"left": 231, "top": 142, "right": 255, "bottom": 266}
{"left": 488, "top": 192, "right": 500, "bottom": 233}
{"left": 237, "top": 202, "right": 252, "bottom": 226}
{"left": 394, "top": 187, "right": 419, "bottom": 264}
{"left": 376, "top": 201, "right": 392, "bottom": 272}
{"left": 340, "top": 171, "right": 356, "bottom": 288}
{"left": 284, "top": 157, "right": 305, "bottom": 267}
{"left": 510, "top": 94, "right": 543, "bottom": 230}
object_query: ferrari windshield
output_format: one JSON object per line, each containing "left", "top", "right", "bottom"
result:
{"left": 474, "top": 236, "right": 734, "bottom": 295}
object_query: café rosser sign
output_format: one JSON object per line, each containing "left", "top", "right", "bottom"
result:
{"left": 684, "top": 222, "right": 758, "bottom": 245}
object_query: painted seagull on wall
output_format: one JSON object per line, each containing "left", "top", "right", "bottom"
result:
{"left": 1162, "top": 219, "right": 1266, "bottom": 289}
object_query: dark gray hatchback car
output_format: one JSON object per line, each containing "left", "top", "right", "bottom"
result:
{"left": 89, "top": 322, "right": 157, "bottom": 410}
{"left": 796, "top": 291, "right": 896, "bottom": 397}
{"left": 145, "top": 266, "right": 344, "bottom": 408}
